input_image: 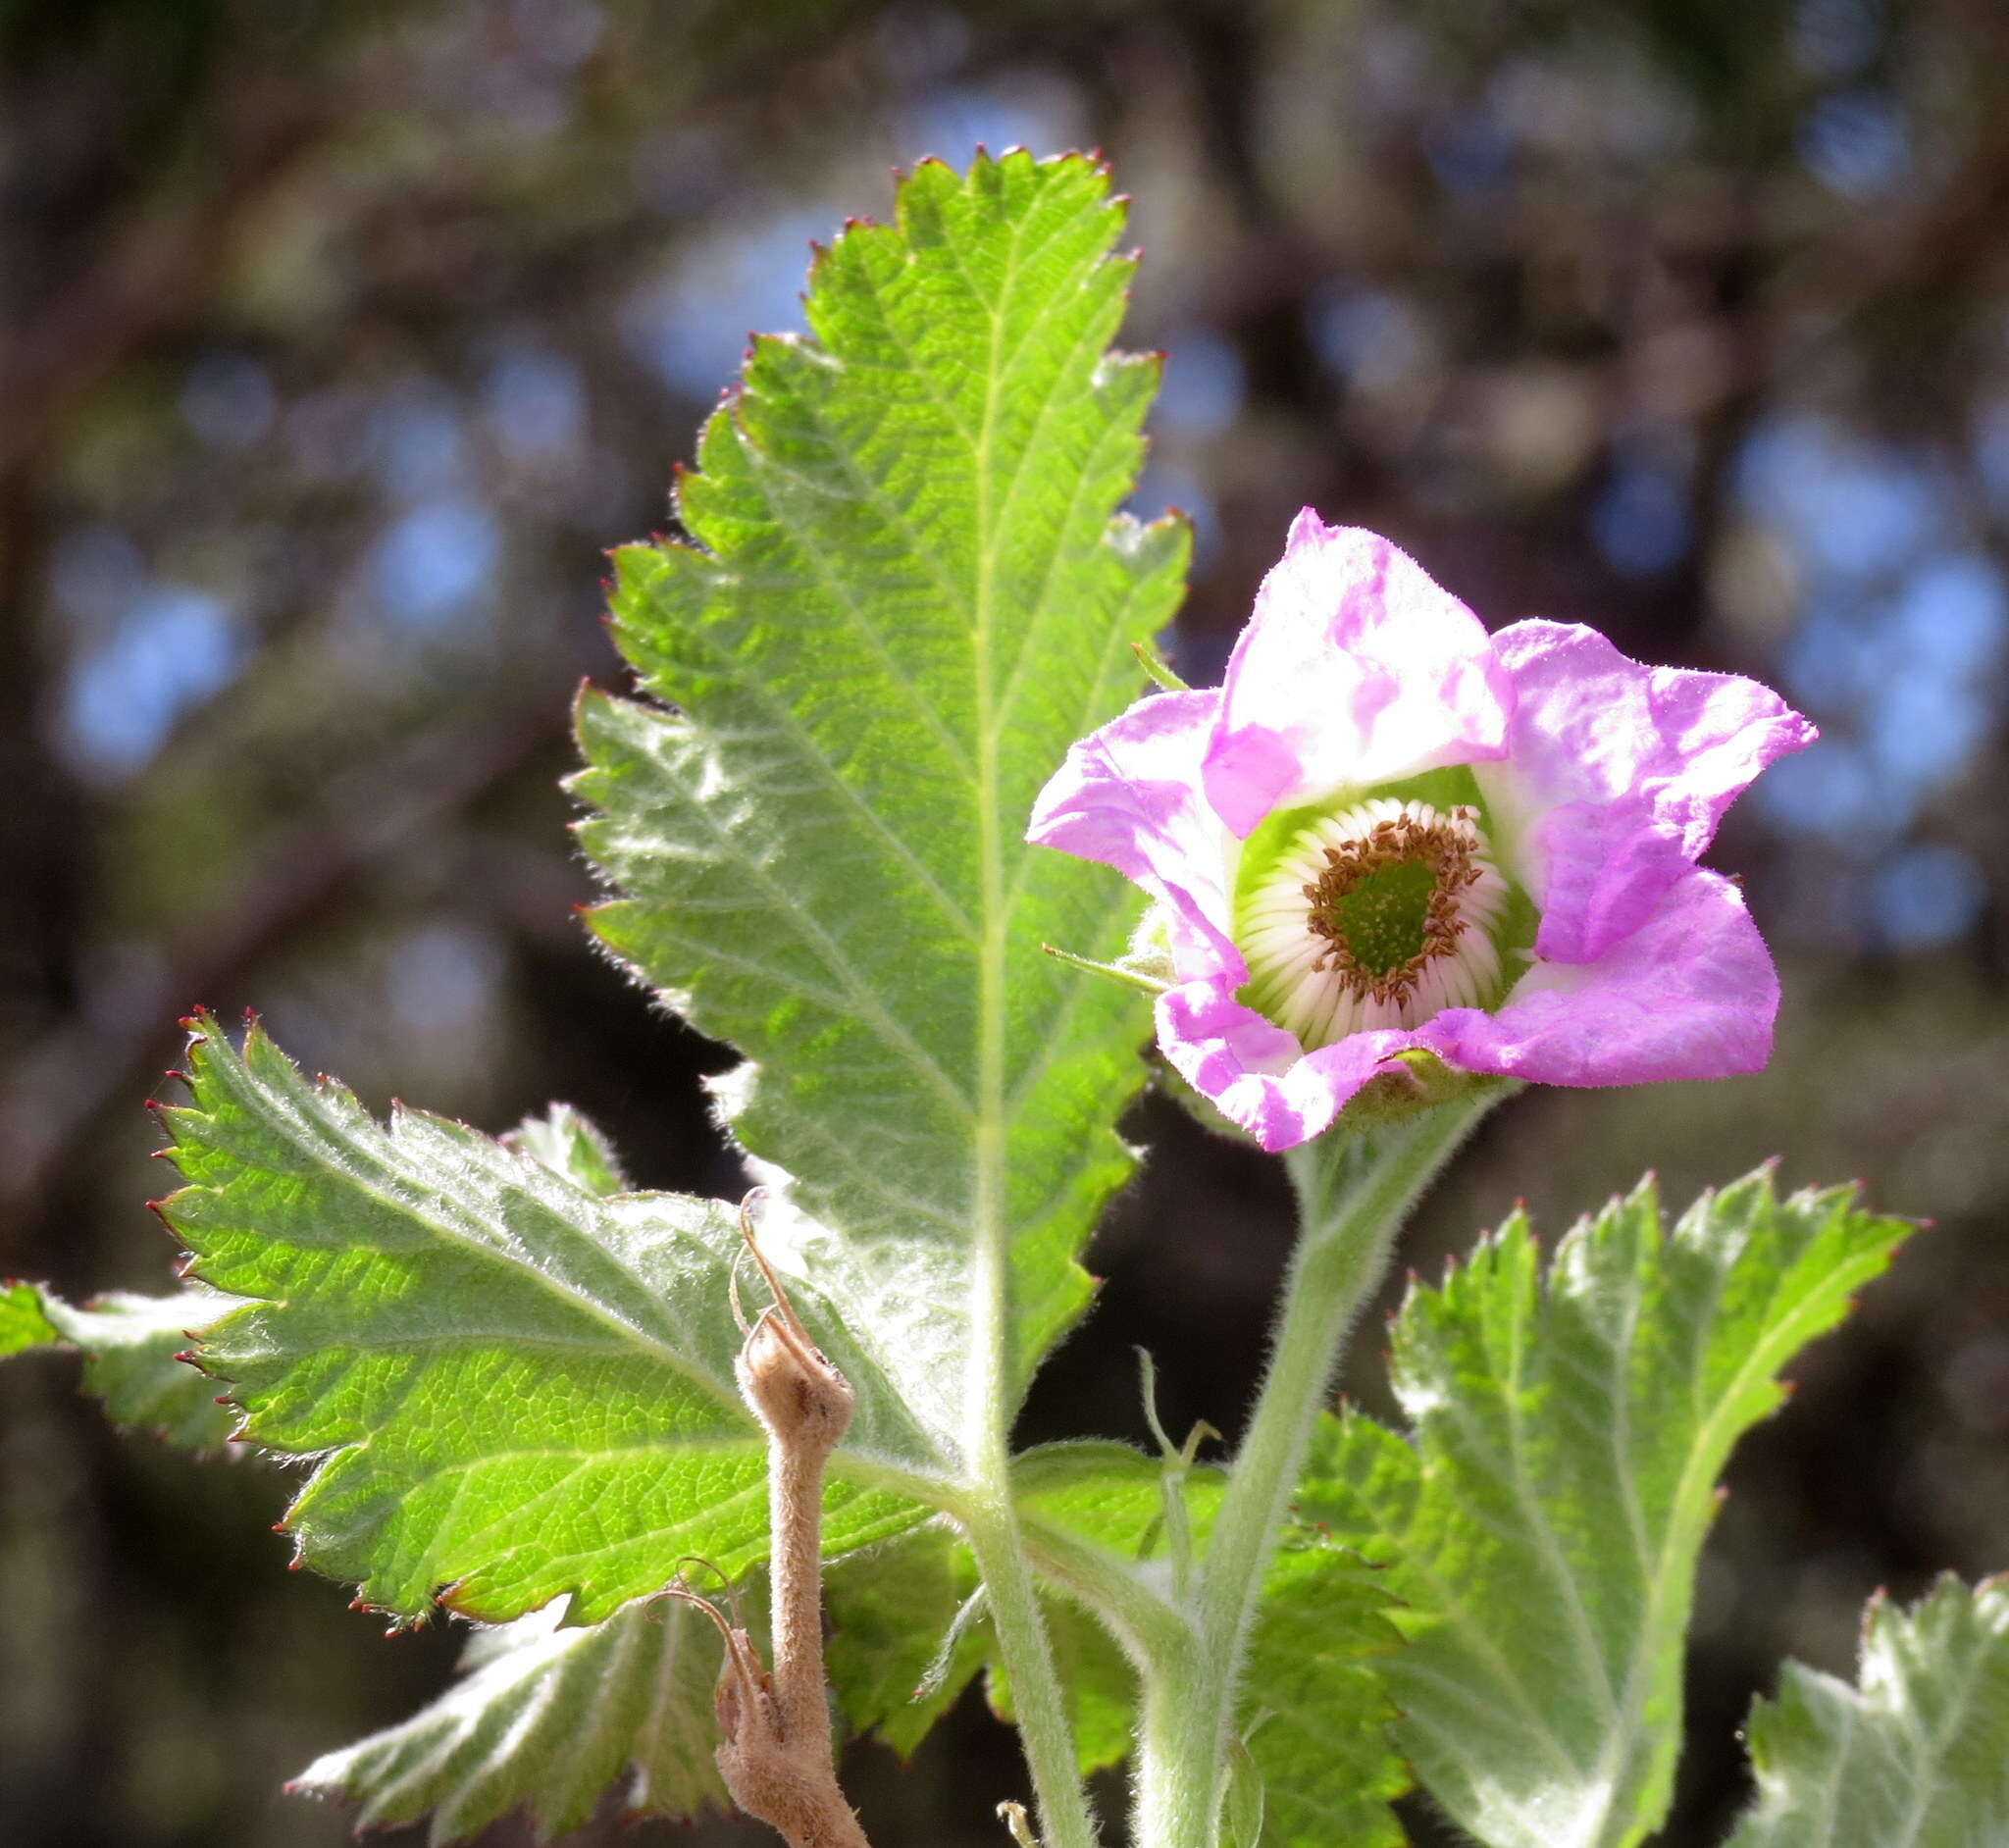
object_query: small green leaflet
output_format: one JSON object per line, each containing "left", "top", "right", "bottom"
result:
{"left": 828, "top": 1523, "right": 1135, "bottom": 1777}
{"left": 1299, "top": 1170, "right": 1912, "bottom": 1848}
{"left": 0, "top": 1279, "right": 59, "bottom": 1355}
{"left": 293, "top": 1591, "right": 733, "bottom": 1842}
{"left": 1, "top": 1276, "right": 238, "bottom": 1449}
{"left": 1726, "top": 1574, "right": 2009, "bottom": 1847}
{"left": 1242, "top": 1540, "right": 1407, "bottom": 1848}
{"left": 575, "top": 150, "right": 1185, "bottom": 1471}
{"left": 159, "top": 1015, "right": 937, "bottom": 1622}
{"left": 500, "top": 1102, "right": 629, "bottom": 1197}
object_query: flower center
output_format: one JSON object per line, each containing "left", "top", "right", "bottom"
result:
{"left": 1304, "top": 806, "right": 1485, "bottom": 997}
{"left": 1237, "top": 797, "right": 1510, "bottom": 1051}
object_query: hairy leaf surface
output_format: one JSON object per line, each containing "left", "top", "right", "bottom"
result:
{"left": 575, "top": 149, "right": 1184, "bottom": 1467}
{"left": 1300, "top": 1171, "right": 1912, "bottom": 1848}
{"left": 1726, "top": 1575, "right": 2009, "bottom": 1847}
{"left": 160, "top": 1019, "right": 934, "bottom": 1621}
{"left": 1, "top": 1277, "right": 238, "bottom": 1448}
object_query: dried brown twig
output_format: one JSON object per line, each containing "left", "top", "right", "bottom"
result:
{"left": 673, "top": 1193, "right": 871, "bottom": 1848}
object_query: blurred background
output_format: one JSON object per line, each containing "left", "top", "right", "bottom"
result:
{"left": 3, "top": 0, "right": 2007, "bottom": 1842}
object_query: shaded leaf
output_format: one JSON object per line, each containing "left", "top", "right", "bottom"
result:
{"left": 1300, "top": 1171, "right": 1912, "bottom": 1848}
{"left": 1726, "top": 1575, "right": 2009, "bottom": 1848}
{"left": 1242, "top": 1539, "right": 1408, "bottom": 1848}
{"left": 828, "top": 1522, "right": 1135, "bottom": 1776}
{"left": 292, "top": 1590, "right": 734, "bottom": 1843}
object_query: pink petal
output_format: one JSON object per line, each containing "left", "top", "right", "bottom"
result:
{"left": 1157, "top": 978, "right": 1421, "bottom": 1152}
{"left": 1202, "top": 511, "right": 1514, "bottom": 839}
{"left": 1479, "top": 621, "right": 1817, "bottom": 962}
{"left": 1417, "top": 869, "right": 1777, "bottom": 1087}
{"left": 1026, "top": 688, "right": 1238, "bottom": 982}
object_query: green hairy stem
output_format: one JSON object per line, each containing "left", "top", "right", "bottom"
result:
{"left": 1134, "top": 1090, "right": 1510, "bottom": 1848}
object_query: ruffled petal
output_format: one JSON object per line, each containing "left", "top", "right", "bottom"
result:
{"left": 1417, "top": 868, "right": 1777, "bottom": 1087}
{"left": 1157, "top": 977, "right": 1422, "bottom": 1152}
{"left": 1478, "top": 621, "right": 1817, "bottom": 962}
{"left": 1202, "top": 511, "right": 1514, "bottom": 838}
{"left": 1027, "top": 688, "right": 1237, "bottom": 981}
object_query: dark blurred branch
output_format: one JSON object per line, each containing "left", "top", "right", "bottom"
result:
{"left": 0, "top": 695, "right": 571, "bottom": 1235}
{"left": 0, "top": 78, "right": 335, "bottom": 475}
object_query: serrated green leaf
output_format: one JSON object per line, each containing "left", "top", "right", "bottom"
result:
{"left": 292, "top": 1590, "right": 736, "bottom": 1843}
{"left": 574, "top": 149, "right": 1185, "bottom": 1473}
{"left": 286, "top": 1101, "right": 742, "bottom": 1844}
{"left": 160, "top": 1015, "right": 939, "bottom": 1621}
{"left": 1242, "top": 1540, "right": 1408, "bottom": 1848}
{"left": 1299, "top": 1170, "right": 1912, "bottom": 1848}
{"left": 1726, "top": 1574, "right": 2009, "bottom": 1847}
{"left": 2, "top": 1276, "right": 239, "bottom": 1448}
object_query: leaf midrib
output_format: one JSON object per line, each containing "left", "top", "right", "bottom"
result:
{"left": 964, "top": 180, "right": 1016, "bottom": 1493}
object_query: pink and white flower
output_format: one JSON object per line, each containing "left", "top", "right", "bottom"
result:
{"left": 1028, "top": 511, "right": 1818, "bottom": 1152}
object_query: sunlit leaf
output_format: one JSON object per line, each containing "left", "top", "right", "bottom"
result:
{"left": 575, "top": 149, "right": 1184, "bottom": 1472}
{"left": 160, "top": 1017, "right": 936, "bottom": 1622}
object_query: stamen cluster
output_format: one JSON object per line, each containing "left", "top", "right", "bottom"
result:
{"left": 1305, "top": 804, "right": 1486, "bottom": 1005}
{"left": 1238, "top": 796, "right": 1509, "bottom": 1052}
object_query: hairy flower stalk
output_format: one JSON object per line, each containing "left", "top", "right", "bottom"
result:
{"left": 1030, "top": 509, "right": 1817, "bottom": 1151}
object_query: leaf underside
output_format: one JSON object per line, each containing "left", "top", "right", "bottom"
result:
{"left": 574, "top": 148, "right": 1185, "bottom": 1464}
{"left": 1297, "top": 1170, "right": 1912, "bottom": 1848}
{"left": 293, "top": 1589, "right": 737, "bottom": 1844}
{"left": 1726, "top": 1574, "right": 2009, "bottom": 1848}
{"left": 1, "top": 1276, "right": 239, "bottom": 1450}
{"left": 293, "top": 1599, "right": 735, "bottom": 1839}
